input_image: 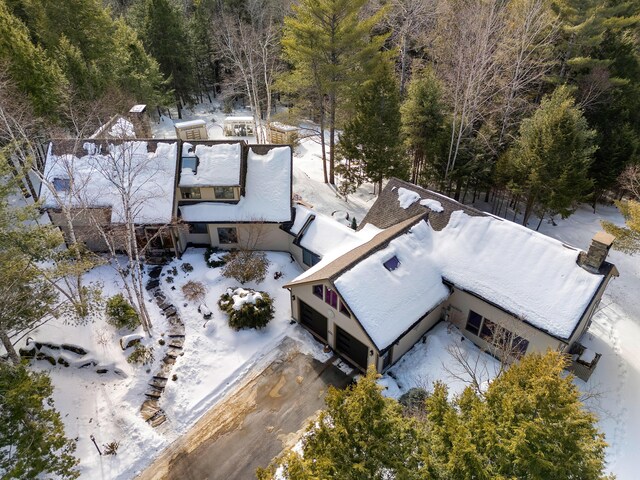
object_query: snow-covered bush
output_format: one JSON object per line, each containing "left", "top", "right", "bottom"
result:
{"left": 218, "top": 287, "right": 274, "bottom": 330}
{"left": 205, "top": 246, "right": 230, "bottom": 268}
{"left": 398, "top": 387, "right": 428, "bottom": 415}
{"left": 106, "top": 294, "right": 140, "bottom": 331}
{"left": 180, "top": 262, "right": 194, "bottom": 273}
{"left": 181, "top": 280, "right": 206, "bottom": 303}
{"left": 127, "top": 344, "right": 154, "bottom": 365}
{"left": 221, "top": 251, "right": 269, "bottom": 284}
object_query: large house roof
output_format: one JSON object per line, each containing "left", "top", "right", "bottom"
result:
{"left": 178, "top": 142, "right": 242, "bottom": 188}
{"left": 288, "top": 179, "right": 613, "bottom": 346}
{"left": 41, "top": 139, "right": 178, "bottom": 224}
{"left": 179, "top": 145, "right": 293, "bottom": 223}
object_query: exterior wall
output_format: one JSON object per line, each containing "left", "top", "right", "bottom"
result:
{"left": 180, "top": 223, "right": 291, "bottom": 251}
{"left": 379, "top": 306, "right": 444, "bottom": 371}
{"left": 567, "top": 272, "right": 615, "bottom": 348}
{"left": 288, "top": 243, "right": 306, "bottom": 269}
{"left": 48, "top": 207, "right": 111, "bottom": 252}
{"left": 290, "top": 281, "right": 378, "bottom": 370}
{"left": 444, "top": 287, "right": 565, "bottom": 354}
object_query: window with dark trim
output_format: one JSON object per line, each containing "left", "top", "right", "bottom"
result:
{"left": 181, "top": 187, "right": 201, "bottom": 199}
{"left": 465, "top": 310, "right": 529, "bottom": 359}
{"left": 214, "top": 186, "right": 235, "bottom": 199}
{"left": 53, "top": 177, "right": 70, "bottom": 192}
{"left": 181, "top": 155, "right": 198, "bottom": 173}
{"left": 312, "top": 284, "right": 323, "bottom": 299}
{"left": 512, "top": 335, "right": 529, "bottom": 359}
{"left": 217, "top": 227, "right": 238, "bottom": 244}
{"left": 302, "top": 248, "right": 321, "bottom": 267}
{"left": 324, "top": 287, "right": 338, "bottom": 309}
{"left": 189, "top": 223, "right": 208, "bottom": 234}
{"left": 339, "top": 301, "right": 350, "bottom": 317}
{"left": 465, "top": 311, "right": 482, "bottom": 336}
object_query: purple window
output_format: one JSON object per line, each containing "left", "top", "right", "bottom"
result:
{"left": 383, "top": 255, "right": 400, "bottom": 271}
{"left": 324, "top": 287, "right": 338, "bottom": 309}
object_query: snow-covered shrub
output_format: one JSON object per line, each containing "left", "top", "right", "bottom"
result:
{"left": 182, "top": 280, "right": 206, "bottom": 303}
{"left": 398, "top": 387, "right": 428, "bottom": 414}
{"left": 205, "top": 246, "right": 230, "bottom": 268}
{"left": 165, "top": 276, "right": 174, "bottom": 284}
{"left": 218, "top": 287, "right": 274, "bottom": 330}
{"left": 221, "top": 251, "right": 269, "bottom": 284}
{"left": 180, "top": 262, "right": 194, "bottom": 273}
{"left": 127, "top": 344, "right": 154, "bottom": 365}
{"left": 106, "top": 294, "right": 140, "bottom": 331}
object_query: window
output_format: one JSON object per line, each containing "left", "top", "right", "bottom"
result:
{"left": 465, "top": 310, "right": 483, "bottom": 336}
{"left": 302, "top": 248, "right": 321, "bottom": 267}
{"left": 181, "top": 155, "right": 198, "bottom": 173}
{"left": 480, "top": 318, "right": 496, "bottom": 341}
{"left": 382, "top": 348, "right": 393, "bottom": 370}
{"left": 214, "top": 186, "right": 235, "bottom": 199}
{"left": 512, "top": 335, "right": 529, "bottom": 359}
{"left": 339, "top": 301, "right": 350, "bottom": 317}
{"left": 217, "top": 227, "right": 238, "bottom": 244}
{"left": 189, "top": 223, "right": 208, "bottom": 234}
{"left": 324, "top": 287, "right": 338, "bottom": 309}
{"left": 53, "top": 177, "right": 70, "bottom": 192}
{"left": 312, "top": 284, "right": 323, "bottom": 299}
{"left": 383, "top": 255, "right": 400, "bottom": 271}
{"left": 181, "top": 187, "right": 201, "bottom": 199}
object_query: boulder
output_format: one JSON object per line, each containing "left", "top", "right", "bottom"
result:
{"left": 120, "top": 334, "right": 143, "bottom": 350}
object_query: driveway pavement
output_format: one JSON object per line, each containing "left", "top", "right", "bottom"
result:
{"left": 137, "top": 337, "right": 352, "bottom": 480}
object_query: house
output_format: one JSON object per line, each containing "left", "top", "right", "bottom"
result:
{"left": 175, "top": 140, "right": 294, "bottom": 251}
{"left": 284, "top": 178, "right": 618, "bottom": 373}
{"left": 41, "top": 139, "right": 180, "bottom": 257}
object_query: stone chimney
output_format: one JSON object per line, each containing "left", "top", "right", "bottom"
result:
{"left": 128, "top": 104, "right": 151, "bottom": 138}
{"left": 579, "top": 231, "right": 615, "bottom": 273}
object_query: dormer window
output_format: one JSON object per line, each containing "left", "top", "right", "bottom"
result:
{"left": 214, "top": 186, "right": 235, "bottom": 199}
{"left": 383, "top": 255, "right": 400, "bottom": 271}
{"left": 181, "top": 187, "right": 201, "bottom": 199}
{"left": 53, "top": 177, "right": 70, "bottom": 192}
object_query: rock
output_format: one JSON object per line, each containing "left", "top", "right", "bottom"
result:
{"left": 35, "top": 341, "right": 60, "bottom": 350}
{"left": 154, "top": 363, "right": 173, "bottom": 379}
{"left": 167, "top": 324, "right": 185, "bottom": 337}
{"left": 148, "top": 377, "right": 168, "bottom": 389}
{"left": 36, "top": 352, "right": 56, "bottom": 365}
{"left": 120, "top": 334, "right": 143, "bottom": 350}
{"left": 61, "top": 344, "right": 88, "bottom": 356}
{"left": 153, "top": 290, "right": 166, "bottom": 300}
{"left": 163, "top": 306, "right": 177, "bottom": 317}
{"left": 140, "top": 399, "right": 161, "bottom": 421}
{"left": 78, "top": 360, "right": 98, "bottom": 369}
{"left": 168, "top": 338, "right": 184, "bottom": 349}
{"left": 144, "top": 386, "right": 163, "bottom": 399}
{"left": 148, "top": 266, "right": 163, "bottom": 279}
{"left": 162, "top": 355, "right": 176, "bottom": 365}
{"left": 96, "top": 368, "right": 109, "bottom": 374}
{"left": 57, "top": 357, "right": 70, "bottom": 367}
{"left": 167, "top": 316, "right": 184, "bottom": 327}
{"left": 145, "top": 279, "right": 160, "bottom": 291}
{"left": 166, "top": 347, "right": 181, "bottom": 359}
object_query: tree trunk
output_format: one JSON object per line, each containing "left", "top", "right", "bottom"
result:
{"left": 329, "top": 93, "right": 336, "bottom": 185}
{"left": 319, "top": 102, "right": 328, "bottom": 184}
{"left": 0, "top": 329, "right": 20, "bottom": 365}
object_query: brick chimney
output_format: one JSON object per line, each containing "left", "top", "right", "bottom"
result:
{"left": 579, "top": 231, "right": 615, "bottom": 273}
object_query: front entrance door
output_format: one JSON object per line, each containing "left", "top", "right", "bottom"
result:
{"left": 299, "top": 301, "right": 328, "bottom": 341}
{"left": 335, "top": 326, "right": 369, "bottom": 371}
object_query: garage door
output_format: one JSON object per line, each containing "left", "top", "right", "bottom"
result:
{"left": 299, "top": 301, "right": 327, "bottom": 341}
{"left": 335, "top": 326, "right": 369, "bottom": 371}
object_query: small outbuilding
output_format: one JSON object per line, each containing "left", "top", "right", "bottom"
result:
{"left": 175, "top": 120, "right": 208, "bottom": 141}
{"left": 223, "top": 116, "right": 254, "bottom": 137}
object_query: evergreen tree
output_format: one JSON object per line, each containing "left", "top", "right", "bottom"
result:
{"left": 141, "top": 0, "right": 195, "bottom": 118}
{"left": 400, "top": 67, "right": 450, "bottom": 187}
{"left": 282, "top": 0, "right": 387, "bottom": 184}
{"left": 337, "top": 60, "right": 406, "bottom": 193}
{"left": 258, "top": 367, "right": 421, "bottom": 480}
{"left": 422, "top": 352, "right": 609, "bottom": 480}
{"left": 501, "top": 86, "right": 596, "bottom": 226}
{"left": 0, "top": 363, "right": 79, "bottom": 479}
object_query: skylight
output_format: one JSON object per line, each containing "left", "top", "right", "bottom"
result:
{"left": 53, "top": 177, "right": 70, "bottom": 192}
{"left": 383, "top": 255, "right": 400, "bottom": 271}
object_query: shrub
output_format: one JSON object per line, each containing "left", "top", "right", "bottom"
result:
{"left": 205, "top": 246, "right": 230, "bottom": 268}
{"left": 182, "top": 280, "right": 207, "bottom": 303}
{"left": 165, "top": 276, "right": 174, "bottom": 284}
{"left": 106, "top": 294, "right": 140, "bottom": 331}
{"left": 180, "top": 262, "right": 194, "bottom": 273}
{"left": 170, "top": 266, "right": 178, "bottom": 276}
{"left": 222, "top": 251, "right": 269, "bottom": 284}
{"left": 218, "top": 287, "right": 274, "bottom": 330}
{"left": 127, "top": 344, "right": 154, "bottom": 365}
{"left": 398, "top": 387, "right": 429, "bottom": 414}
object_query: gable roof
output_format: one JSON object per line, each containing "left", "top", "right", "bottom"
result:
{"left": 284, "top": 213, "right": 427, "bottom": 288}
{"left": 179, "top": 145, "right": 293, "bottom": 223}
{"left": 41, "top": 139, "right": 178, "bottom": 224}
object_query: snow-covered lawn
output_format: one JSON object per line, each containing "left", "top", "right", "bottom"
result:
{"left": 23, "top": 250, "right": 326, "bottom": 479}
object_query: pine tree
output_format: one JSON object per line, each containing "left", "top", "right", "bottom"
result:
{"left": 337, "top": 60, "right": 406, "bottom": 193}
{"left": 141, "top": 0, "right": 195, "bottom": 118}
{"left": 501, "top": 85, "right": 596, "bottom": 226}
{"left": 0, "top": 363, "right": 79, "bottom": 479}
{"left": 400, "top": 67, "right": 450, "bottom": 187}
{"left": 282, "top": 0, "right": 388, "bottom": 184}
{"left": 258, "top": 367, "right": 421, "bottom": 480}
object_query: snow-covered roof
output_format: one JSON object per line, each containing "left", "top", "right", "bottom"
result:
{"left": 129, "top": 104, "right": 146, "bottom": 113}
{"left": 291, "top": 205, "right": 380, "bottom": 258}
{"left": 178, "top": 143, "right": 242, "bottom": 187}
{"left": 179, "top": 146, "right": 292, "bottom": 223}
{"left": 270, "top": 122, "right": 298, "bottom": 132}
{"left": 224, "top": 116, "right": 254, "bottom": 122}
{"left": 42, "top": 140, "right": 178, "bottom": 224}
{"left": 175, "top": 119, "right": 206, "bottom": 129}
{"left": 335, "top": 221, "right": 451, "bottom": 350}
{"left": 332, "top": 212, "right": 605, "bottom": 348}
